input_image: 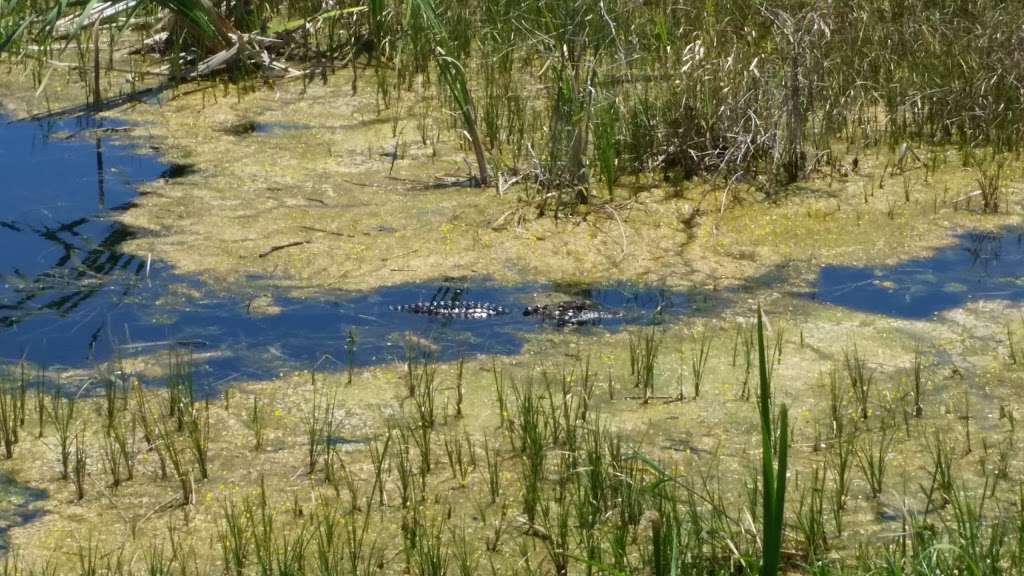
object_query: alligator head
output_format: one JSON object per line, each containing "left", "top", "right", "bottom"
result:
{"left": 523, "top": 300, "right": 623, "bottom": 326}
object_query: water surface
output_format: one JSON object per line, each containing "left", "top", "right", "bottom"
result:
{"left": 815, "top": 227, "right": 1024, "bottom": 318}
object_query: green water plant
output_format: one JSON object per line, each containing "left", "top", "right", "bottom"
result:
{"left": 756, "top": 305, "right": 790, "bottom": 576}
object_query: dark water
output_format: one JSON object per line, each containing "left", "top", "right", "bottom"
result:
{"left": 5, "top": 271, "right": 684, "bottom": 386}
{"left": 0, "top": 475, "right": 45, "bottom": 553}
{"left": 0, "top": 115, "right": 167, "bottom": 355}
{"left": 0, "top": 115, "right": 684, "bottom": 387}
{"left": 815, "top": 227, "right": 1024, "bottom": 318}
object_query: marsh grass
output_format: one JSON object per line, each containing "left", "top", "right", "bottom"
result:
{"left": 305, "top": 370, "right": 337, "bottom": 474}
{"left": 855, "top": 427, "right": 895, "bottom": 499}
{"left": 923, "top": 431, "right": 955, "bottom": 511}
{"left": 844, "top": 345, "right": 874, "bottom": 420}
{"left": 48, "top": 382, "right": 76, "bottom": 480}
{"left": 972, "top": 153, "right": 1008, "bottom": 214}
{"left": 132, "top": 378, "right": 167, "bottom": 479}
{"left": 156, "top": 416, "right": 194, "bottom": 506}
{"left": 912, "top": 348, "right": 925, "bottom": 417}
{"left": 687, "top": 324, "right": 714, "bottom": 399}
{"left": 795, "top": 466, "right": 827, "bottom": 563}
{"left": 248, "top": 393, "right": 266, "bottom": 452}
{"left": 9, "top": 307, "right": 1024, "bottom": 574}
{"left": 166, "top": 347, "right": 194, "bottom": 432}
{"left": 184, "top": 400, "right": 210, "bottom": 480}
{"left": 628, "top": 327, "right": 660, "bottom": 403}
{"left": 73, "top": 432, "right": 86, "bottom": 501}
{"left": 0, "top": 371, "right": 21, "bottom": 459}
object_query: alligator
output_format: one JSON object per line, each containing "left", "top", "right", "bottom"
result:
{"left": 523, "top": 300, "right": 623, "bottom": 326}
{"left": 390, "top": 297, "right": 622, "bottom": 325}
{"left": 390, "top": 301, "right": 508, "bottom": 319}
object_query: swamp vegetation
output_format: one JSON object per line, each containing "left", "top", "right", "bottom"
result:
{"left": 0, "top": 0, "right": 1023, "bottom": 575}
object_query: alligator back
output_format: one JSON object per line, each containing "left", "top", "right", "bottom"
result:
{"left": 390, "top": 301, "right": 508, "bottom": 319}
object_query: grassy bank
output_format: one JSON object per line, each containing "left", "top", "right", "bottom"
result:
{"left": 1, "top": 290, "right": 1023, "bottom": 574}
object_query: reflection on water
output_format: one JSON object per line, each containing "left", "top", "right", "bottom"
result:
{"left": 815, "top": 227, "right": 1024, "bottom": 318}
{"left": 0, "top": 115, "right": 166, "bottom": 354}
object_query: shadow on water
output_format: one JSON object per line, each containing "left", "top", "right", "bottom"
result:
{"left": 5, "top": 273, "right": 686, "bottom": 388}
{"left": 0, "top": 475, "right": 46, "bottom": 554}
{"left": 814, "top": 227, "right": 1024, "bottom": 318}
{"left": 0, "top": 114, "right": 688, "bottom": 389}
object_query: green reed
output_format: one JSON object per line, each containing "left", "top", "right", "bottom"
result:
{"left": 628, "top": 327, "right": 660, "bottom": 403}
{"left": 844, "top": 345, "right": 874, "bottom": 420}
{"left": 688, "top": 324, "right": 714, "bottom": 399}
{"left": 305, "top": 370, "right": 337, "bottom": 474}
{"left": 855, "top": 427, "right": 895, "bottom": 500}
{"left": 756, "top": 305, "right": 789, "bottom": 576}
{"left": 0, "top": 371, "right": 20, "bottom": 459}
{"left": 73, "top": 432, "right": 86, "bottom": 501}
{"left": 48, "top": 382, "right": 76, "bottom": 479}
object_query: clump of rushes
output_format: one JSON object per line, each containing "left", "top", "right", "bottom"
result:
{"left": 49, "top": 381, "right": 76, "bottom": 479}
{"left": 688, "top": 324, "right": 714, "bottom": 398}
{"left": 509, "top": 378, "right": 547, "bottom": 525}
{"left": 454, "top": 354, "right": 465, "bottom": 418}
{"left": 409, "top": 0, "right": 489, "bottom": 187}
{"left": 755, "top": 305, "right": 790, "bottom": 576}
{"left": 923, "top": 431, "right": 955, "bottom": 511}
{"left": 972, "top": 153, "right": 1007, "bottom": 213}
{"left": 220, "top": 500, "right": 249, "bottom": 576}
{"left": 346, "top": 328, "right": 357, "bottom": 386}
{"left": 411, "top": 355, "right": 440, "bottom": 429}
{"left": 249, "top": 393, "right": 266, "bottom": 452}
{"left": 795, "top": 466, "right": 827, "bottom": 563}
{"left": 34, "top": 372, "right": 46, "bottom": 438}
{"left": 826, "top": 423, "right": 855, "bottom": 534}
{"left": 844, "top": 345, "right": 874, "bottom": 420}
{"left": 912, "top": 348, "right": 925, "bottom": 417}
{"left": 0, "top": 369, "right": 21, "bottom": 459}
{"left": 482, "top": 435, "right": 501, "bottom": 504}
{"left": 736, "top": 322, "right": 755, "bottom": 400}
{"left": 167, "top": 346, "right": 195, "bottom": 432}
{"left": 132, "top": 378, "right": 167, "bottom": 479}
{"left": 492, "top": 361, "right": 507, "bottom": 428}
{"left": 1008, "top": 323, "right": 1018, "bottom": 365}
{"left": 157, "top": 417, "right": 194, "bottom": 506}
{"left": 101, "top": 424, "right": 125, "bottom": 489}
{"left": 305, "top": 370, "right": 337, "bottom": 474}
{"left": 185, "top": 400, "right": 211, "bottom": 480}
{"left": 855, "top": 427, "right": 895, "bottom": 499}
{"left": 629, "top": 327, "right": 660, "bottom": 403}
{"left": 73, "top": 432, "right": 87, "bottom": 501}
{"left": 592, "top": 98, "right": 621, "bottom": 200}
